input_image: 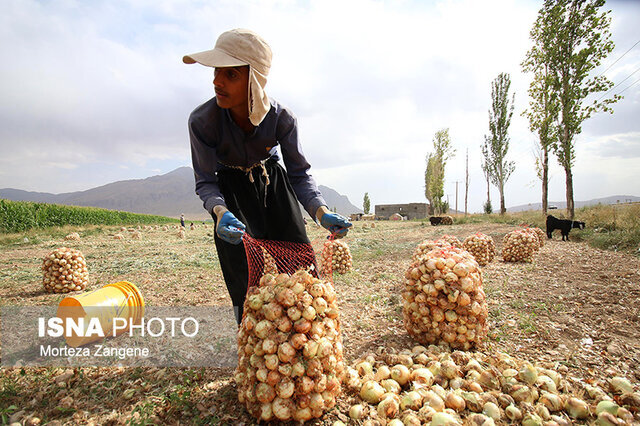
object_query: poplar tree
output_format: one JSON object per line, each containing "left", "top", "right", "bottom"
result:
{"left": 484, "top": 73, "right": 515, "bottom": 215}
{"left": 363, "top": 193, "right": 371, "bottom": 215}
{"left": 424, "top": 129, "right": 455, "bottom": 215}
{"left": 524, "top": 0, "right": 620, "bottom": 219}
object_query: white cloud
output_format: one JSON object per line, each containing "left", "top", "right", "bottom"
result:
{"left": 0, "top": 0, "right": 638, "bottom": 213}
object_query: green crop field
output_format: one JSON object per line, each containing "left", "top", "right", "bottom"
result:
{"left": 0, "top": 200, "right": 176, "bottom": 234}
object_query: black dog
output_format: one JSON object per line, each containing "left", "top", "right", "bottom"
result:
{"left": 546, "top": 215, "right": 585, "bottom": 241}
{"left": 429, "top": 216, "right": 444, "bottom": 226}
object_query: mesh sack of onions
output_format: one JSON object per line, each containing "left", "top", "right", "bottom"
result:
{"left": 528, "top": 227, "right": 546, "bottom": 248}
{"left": 235, "top": 270, "right": 344, "bottom": 422}
{"left": 502, "top": 230, "right": 539, "bottom": 263}
{"left": 402, "top": 246, "right": 488, "bottom": 350}
{"left": 441, "top": 215, "right": 454, "bottom": 225}
{"left": 438, "top": 235, "right": 462, "bottom": 249}
{"left": 462, "top": 233, "right": 495, "bottom": 266}
{"left": 320, "top": 239, "right": 353, "bottom": 275}
{"left": 412, "top": 239, "right": 452, "bottom": 262}
{"left": 42, "top": 247, "right": 89, "bottom": 293}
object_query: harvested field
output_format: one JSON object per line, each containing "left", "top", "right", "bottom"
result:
{"left": 1, "top": 221, "right": 639, "bottom": 424}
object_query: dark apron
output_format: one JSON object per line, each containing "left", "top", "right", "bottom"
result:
{"left": 213, "top": 158, "right": 309, "bottom": 323}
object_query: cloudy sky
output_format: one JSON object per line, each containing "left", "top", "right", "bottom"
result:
{"left": 1, "top": 0, "right": 638, "bottom": 213}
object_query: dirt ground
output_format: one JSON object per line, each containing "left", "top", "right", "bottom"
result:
{"left": 0, "top": 221, "right": 638, "bottom": 425}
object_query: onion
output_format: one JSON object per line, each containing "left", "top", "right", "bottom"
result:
{"left": 505, "top": 405, "right": 522, "bottom": 421}
{"left": 258, "top": 402, "right": 273, "bottom": 421}
{"left": 518, "top": 363, "right": 538, "bottom": 385}
{"left": 349, "top": 404, "right": 365, "bottom": 420}
{"left": 272, "top": 396, "right": 293, "bottom": 420}
{"left": 377, "top": 395, "right": 400, "bottom": 419}
{"left": 309, "top": 392, "right": 324, "bottom": 411}
{"left": 380, "top": 379, "right": 402, "bottom": 394}
{"left": 482, "top": 402, "right": 500, "bottom": 420}
{"left": 276, "top": 378, "right": 295, "bottom": 399}
{"left": 430, "top": 411, "right": 461, "bottom": 426}
{"left": 596, "top": 400, "right": 619, "bottom": 415}
{"left": 391, "top": 364, "right": 411, "bottom": 386}
{"left": 461, "top": 391, "right": 483, "bottom": 412}
{"left": 375, "top": 365, "right": 391, "bottom": 381}
{"left": 402, "top": 412, "right": 422, "bottom": 426}
{"left": 522, "top": 413, "right": 543, "bottom": 426}
{"left": 596, "top": 412, "right": 621, "bottom": 426}
{"left": 609, "top": 377, "right": 633, "bottom": 394}
{"left": 535, "top": 404, "right": 551, "bottom": 421}
{"left": 360, "top": 380, "right": 385, "bottom": 404}
{"left": 445, "top": 392, "right": 466, "bottom": 412}
{"left": 422, "top": 390, "right": 445, "bottom": 412}
{"left": 441, "top": 360, "right": 460, "bottom": 380}
{"left": 293, "top": 407, "right": 313, "bottom": 422}
{"left": 539, "top": 392, "right": 564, "bottom": 412}
{"left": 565, "top": 397, "right": 589, "bottom": 419}
{"left": 400, "top": 391, "right": 423, "bottom": 410}
{"left": 256, "top": 383, "right": 276, "bottom": 403}
{"left": 536, "top": 375, "right": 557, "bottom": 393}
{"left": 411, "top": 368, "right": 435, "bottom": 386}
{"left": 356, "top": 360, "right": 374, "bottom": 377}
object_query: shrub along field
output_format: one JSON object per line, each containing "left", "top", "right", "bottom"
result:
{"left": 0, "top": 204, "right": 638, "bottom": 424}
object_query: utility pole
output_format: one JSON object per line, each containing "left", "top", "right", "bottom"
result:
{"left": 454, "top": 181, "right": 460, "bottom": 215}
{"left": 465, "top": 148, "right": 469, "bottom": 216}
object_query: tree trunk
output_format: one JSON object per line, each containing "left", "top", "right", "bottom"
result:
{"left": 542, "top": 145, "right": 549, "bottom": 215}
{"left": 499, "top": 182, "right": 506, "bottom": 215}
{"left": 565, "top": 167, "right": 574, "bottom": 219}
{"left": 486, "top": 177, "right": 491, "bottom": 204}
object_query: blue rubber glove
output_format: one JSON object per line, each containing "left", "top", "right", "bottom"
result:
{"left": 216, "top": 211, "right": 246, "bottom": 245}
{"left": 320, "top": 212, "right": 352, "bottom": 238}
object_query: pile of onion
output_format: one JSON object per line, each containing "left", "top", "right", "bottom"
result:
{"left": 522, "top": 227, "right": 546, "bottom": 248}
{"left": 402, "top": 246, "right": 488, "bottom": 350}
{"left": 412, "top": 239, "right": 451, "bottom": 262}
{"left": 441, "top": 215, "right": 454, "bottom": 225}
{"left": 344, "top": 345, "right": 639, "bottom": 425}
{"left": 502, "top": 230, "right": 539, "bottom": 263}
{"left": 438, "top": 235, "right": 463, "bottom": 249}
{"left": 42, "top": 247, "right": 89, "bottom": 293}
{"left": 261, "top": 247, "right": 279, "bottom": 276}
{"left": 64, "top": 232, "right": 80, "bottom": 241}
{"left": 320, "top": 239, "right": 353, "bottom": 275}
{"left": 235, "top": 270, "right": 344, "bottom": 422}
{"left": 462, "top": 233, "right": 496, "bottom": 266}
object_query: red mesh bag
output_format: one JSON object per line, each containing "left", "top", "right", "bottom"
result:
{"left": 243, "top": 234, "right": 322, "bottom": 290}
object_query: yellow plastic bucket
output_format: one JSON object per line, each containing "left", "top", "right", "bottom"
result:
{"left": 56, "top": 281, "right": 145, "bottom": 347}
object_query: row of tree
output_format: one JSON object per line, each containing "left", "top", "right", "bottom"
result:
{"left": 425, "top": 0, "right": 620, "bottom": 218}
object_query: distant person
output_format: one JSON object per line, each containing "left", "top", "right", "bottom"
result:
{"left": 183, "top": 28, "right": 352, "bottom": 324}
{"left": 180, "top": 214, "right": 185, "bottom": 227}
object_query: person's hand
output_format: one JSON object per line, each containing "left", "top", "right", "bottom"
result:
{"left": 320, "top": 212, "right": 352, "bottom": 238}
{"left": 216, "top": 211, "right": 246, "bottom": 244}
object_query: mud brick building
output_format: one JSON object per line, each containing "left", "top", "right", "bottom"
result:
{"left": 375, "top": 203, "right": 429, "bottom": 220}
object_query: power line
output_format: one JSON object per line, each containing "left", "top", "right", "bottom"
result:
{"left": 597, "top": 39, "right": 640, "bottom": 77}
{"left": 616, "top": 76, "right": 640, "bottom": 96}
{"left": 597, "top": 65, "right": 640, "bottom": 101}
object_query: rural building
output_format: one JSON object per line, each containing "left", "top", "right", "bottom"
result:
{"left": 375, "top": 203, "right": 429, "bottom": 220}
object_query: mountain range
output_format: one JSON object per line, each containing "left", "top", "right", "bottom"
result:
{"left": 0, "top": 167, "right": 363, "bottom": 220}
{"left": 507, "top": 195, "right": 640, "bottom": 213}
{"left": 1, "top": 168, "right": 636, "bottom": 219}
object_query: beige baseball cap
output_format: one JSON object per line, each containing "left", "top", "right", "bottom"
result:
{"left": 183, "top": 29, "right": 273, "bottom": 126}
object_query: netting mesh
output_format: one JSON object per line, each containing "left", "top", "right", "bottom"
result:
{"left": 243, "top": 234, "right": 323, "bottom": 290}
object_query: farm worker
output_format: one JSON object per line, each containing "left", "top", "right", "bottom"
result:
{"left": 184, "top": 28, "right": 352, "bottom": 324}
{"left": 180, "top": 214, "right": 185, "bottom": 227}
